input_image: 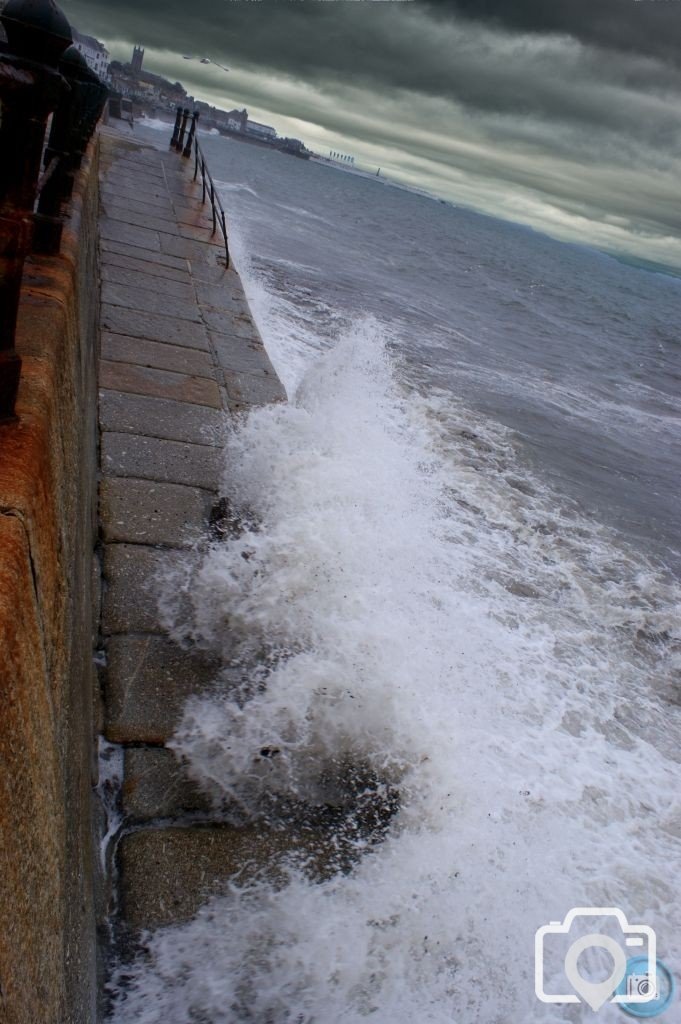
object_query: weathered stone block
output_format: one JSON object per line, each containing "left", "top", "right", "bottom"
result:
{"left": 223, "top": 368, "right": 287, "bottom": 407}
{"left": 101, "top": 304, "right": 210, "bottom": 350}
{"left": 101, "top": 431, "right": 221, "bottom": 490}
{"left": 101, "top": 280, "right": 202, "bottom": 323}
{"left": 101, "top": 543, "right": 190, "bottom": 635}
{"left": 102, "top": 333, "right": 214, "bottom": 378}
{"left": 196, "top": 287, "right": 252, "bottom": 320}
{"left": 100, "top": 217, "right": 160, "bottom": 252}
{"left": 101, "top": 248, "right": 190, "bottom": 283}
{"left": 100, "top": 237, "right": 188, "bottom": 273}
{"left": 122, "top": 747, "right": 213, "bottom": 821}
{"left": 104, "top": 634, "right": 220, "bottom": 742}
{"left": 101, "top": 264, "right": 194, "bottom": 303}
{"left": 100, "top": 360, "right": 221, "bottom": 408}
{"left": 159, "top": 232, "right": 215, "bottom": 262}
{"left": 201, "top": 307, "right": 257, "bottom": 339}
{"left": 99, "top": 390, "right": 224, "bottom": 447}
{"left": 100, "top": 477, "right": 209, "bottom": 547}
{"left": 102, "top": 185, "right": 173, "bottom": 214}
{"left": 119, "top": 826, "right": 320, "bottom": 931}
{"left": 210, "top": 332, "right": 279, "bottom": 376}
{"left": 101, "top": 202, "right": 180, "bottom": 236}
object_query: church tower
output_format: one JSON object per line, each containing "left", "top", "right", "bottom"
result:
{"left": 131, "top": 45, "right": 144, "bottom": 74}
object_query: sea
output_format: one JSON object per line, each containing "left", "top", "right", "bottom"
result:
{"left": 112, "top": 120, "right": 681, "bottom": 1023}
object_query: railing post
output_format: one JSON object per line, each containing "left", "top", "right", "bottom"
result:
{"left": 0, "top": 0, "right": 72, "bottom": 422}
{"left": 221, "top": 210, "right": 229, "bottom": 268}
{"left": 175, "top": 107, "right": 189, "bottom": 152}
{"left": 34, "top": 45, "right": 107, "bottom": 254}
{"left": 183, "top": 110, "right": 198, "bottom": 158}
{"left": 209, "top": 180, "right": 216, "bottom": 234}
{"left": 170, "top": 104, "right": 182, "bottom": 149}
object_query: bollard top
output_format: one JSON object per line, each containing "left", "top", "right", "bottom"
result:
{"left": 60, "top": 42, "right": 99, "bottom": 82}
{"left": 1, "top": 0, "right": 72, "bottom": 66}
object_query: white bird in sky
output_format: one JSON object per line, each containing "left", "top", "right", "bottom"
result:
{"left": 182, "top": 55, "right": 230, "bottom": 71}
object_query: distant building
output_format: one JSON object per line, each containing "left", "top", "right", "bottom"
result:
{"left": 73, "top": 29, "right": 110, "bottom": 80}
{"left": 280, "top": 137, "right": 310, "bottom": 159}
{"left": 245, "top": 119, "right": 277, "bottom": 141}
{"left": 222, "top": 108, "right": 248, "bottom": 132}
{"left": 131, "top": 45, "right": 144, "bottom": 74}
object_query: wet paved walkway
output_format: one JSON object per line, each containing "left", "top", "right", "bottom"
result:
{"left": 96, "top": 124, "right": 287, "bottom": 947}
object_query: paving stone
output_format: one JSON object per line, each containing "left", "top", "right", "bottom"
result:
{"left": 177, "top": 223, "right": 226, "bottom": 245}
{"left": 172, "top": 202, "right": 214, "bottom": 229}
{"left": 100, "top": 360, "right": 221, "bottom": 408}
{"left": 108, "top": 171, "right": 169, "bottom": 193}
{"left": 162, "top": 178, "right": 205, "bottom": 201}
{"left": 189, "top": 261, "right": 242, "bottom": 286}
{"left": 101, "top": 264, "right": 194, "bottom": 302}
{"left": 210, "top": 332, "right": 278, "bottom": 376}
{"left": 159, "top": 232, "right": 218, "bottom": 262}
{"left": 100, "top": 218, "right": 160, "bottom": 251}
{"left": 100, "top": 477, "right": 209, "bottom": 547}
{"left": 222, "top": 368, "right": 287, "bottom": 406}
{"left": 101, "top": 237, "right": 188, "bottom": 272}
{"left": 101, "top": 544, "right": 191, "bottom": 636}
{"left": 102, "top": 203, "right": 181, "bottom": 236}
{"left": 104, "top": 635, "right": 220, "bottom": 742}
{"left": 119, "top": 825, "right": 332, "bottom": 931}
{"left": 122, "top": 747, "right": 213, "bottom": 821}
{"left": 101, "top": 304, "right": 210, "bottom": 350}
{"left": 105, "top": 179, "right": 168, "bottom": 200}
{"left": 101, "top": 280, "right": 202, "bottom": 323}
{"left": 102, "top": 186, "right": 174, "bottom": 213}
{"left": 99, "top": 390, "right": 224, "bottom": 446}
{"left": 104, "top": 177, "right": 168, "bottom": 200}
{"left": 102, "top": 333, "right": 214, "bottom": 378}
{"left": 101, "top": 431, "right": 221, "bottom": 490}
{"left": 101, "top": 249, "right": 191, "bottom": 284}
{"left": 201, "top": 308, "right": 258, "bottom": 340}
{"left": 114, "top": 158, "right": 166, "bottom": 180}
{"left": 194, "top": 278, "right": 251, "bottom": 313}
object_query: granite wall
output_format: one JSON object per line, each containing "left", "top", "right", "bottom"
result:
{"left": 0, "top": 138, "right": 101, "bottom": 1024}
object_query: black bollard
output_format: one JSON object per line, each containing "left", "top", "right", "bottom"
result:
{"left": 175, "top": 106, "right": 189, "bottom": 152}
{"left": 0, "top": 0, "right": 72, "bottom": 420}
{"left": 183, "top": 110, "right": 199, "bottom": 158}
{"left": 170, "top": 104, "right": 182, "bottom": 149}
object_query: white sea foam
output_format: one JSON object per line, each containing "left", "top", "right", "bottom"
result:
{"left": 109, "top": 135, "right": 681, "bottom": 1021}
{"left": 136, "top": 116, "right": 172, "bottom": 132}
{"left": 112, "top": 317, "right": 681, "bottom": 1023}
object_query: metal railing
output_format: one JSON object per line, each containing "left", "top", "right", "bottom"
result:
{"left": 169, "top": 106, "right": 230, "bottom": 268}
{"left": 0, "top": 0, "right": 108, "bottom": 422}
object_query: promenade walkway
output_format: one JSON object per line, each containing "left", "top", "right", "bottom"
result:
{"left": 95, "top": 124, "right": 287, "bottom": 951}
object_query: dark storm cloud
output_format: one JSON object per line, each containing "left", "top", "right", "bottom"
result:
{"left": 426, "top": 0, "right": 681, "bottom": 67}
{"left": 60, "top": 0, "right": 681, "bottom": 134}
{"left": 57, "top": 0, "right": 681, "bottom": 265}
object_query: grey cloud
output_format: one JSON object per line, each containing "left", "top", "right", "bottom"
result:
{"left": 426, "top": 0, "right": 681, "bottom": 67}
{"left": 55, "top": 0, "right": 681, "bottom": 266}
{"left": 60, "top": 0, "right": 681, "bottom": 139}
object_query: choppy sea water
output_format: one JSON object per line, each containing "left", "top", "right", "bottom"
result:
{"left": 113, "top": 122, "right": 681, "bottom": 1023}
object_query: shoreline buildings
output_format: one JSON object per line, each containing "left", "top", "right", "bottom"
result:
{"left": 109, "top": 44, "right": 312, "bottom": 158}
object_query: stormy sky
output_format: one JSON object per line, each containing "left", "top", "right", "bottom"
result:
{"left": 59, "top": 0, "right": 681, "bottom": 268}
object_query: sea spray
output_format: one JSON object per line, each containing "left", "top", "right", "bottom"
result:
{"left": 170, "top": 321, "right": 460, "bottom": 815}
{"left": 111, "top": 319, "right": 681, "bottom": 1023}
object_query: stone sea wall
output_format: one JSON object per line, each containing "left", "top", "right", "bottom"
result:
{"left": 0, "top": 138, "right": 101, "bottom": 1024}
